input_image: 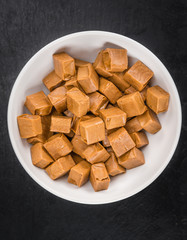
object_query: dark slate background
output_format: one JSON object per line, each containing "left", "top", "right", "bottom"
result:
{"left": 0, "top": 0, "right": 187, "bottom": 239}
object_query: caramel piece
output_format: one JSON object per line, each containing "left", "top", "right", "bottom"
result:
{"left": 50, "top": 115, "right": 72, "bottom": 133}
{"left": 137, "top": 109, "right": 161, "bottom": 134}
{"left": 53, "top": 52, "right": 75, "bottom": 80}
{"left": 48, "top": 86, "right": 67, "bottom": 113}
{"left": 80, "top": 117, "right": 105, "bottom": 145}
{"left": 31, "top": 143, "right": 53, "bottom": 168}
{"left": 51, "top": 109, "right": 63, "bottom": 116}
{"left": 125, "top": 117, "right": 142, "bottom": 134}
{"left": 108, "top": 127, "right": 135, "bottom": 157}
{"left": 103, "top": 48, "right": 128, "bottom": 72}
{"left": 109, "top": 72, "right": 130, "bottom": 91}
{"left": 77, "top": 64, "right": 99, "bottom": 94}
{"left": 43, "top": 133, "right": 73, "bottom": 160}
{"left": 124, "top": 61, "right": 153, "bottom": 91}
{"left": 72, "top": 114, "right": 95, "bottom": 135}
{"left": 93, "top": 50, "right": 112, "bottom": 78}
{"left": 71, "top": 135, "right": 88, "bottom": 158}
{"left": 43, "top": 70, "right": 63, "bottom": 91}
{"left": 25, "top": 91, "right": 52, "bottom": 116}
{"left": 105, "top": 152, "right": 125, "bottom": 176}
{"left": 71, "top": 152, "right": 84, "bottom": 164}
{"left": 106, "top": 104, "right": 115, "bottom": 109}
{"left": 117, "top": 92, "right": 147, "bottom": 118}
{"left": 75, "top": 58, "right": 90, "bottom": 68}
{"left": 146, "top": 85, "right": 170, "bottom": 114}
{"left": 124, "top": 86, "right": 137, "bottom": 95}
{"left": 65, "top": 130, "right": 75, "bottom": 138}
{"left": 140, "top": 85, "right": 149, "bottom": 101}
{"left": 118, "top": 147, "right": 145, "bottom": 169}
{"left": 17, "top": 114, "right": 42, "bottom": 138}
{"left": 64, "top": 76, "right": 84, "bottom": 92}
{"left": 99, "top": 77, "right": 122, "bottom": 104}
{"left": 102, "top": 129, "right": 114, "bottom": 147}
{"left": 46, "top": 154, "right": 75, "bottom": 180}
{"left": 90, "top": 163, "right": 110, "bottom": 192}
{"left": 64, "top": 109, "right": 74, "bottom": 118}
{"left": 83, "top": 143, "right": 110, "bottom": 164}
{"left": 68, "top": 160, "right": 91, "bottom": 187}
{"left": 89, "top": 92, "right": 109, "bottom": 115}
{"left": 99, "top": 107, "right": 127, "bottom": 130}
{"left": 67, "top": 87, "right": 90, "bottom": 117}
{"left": 130, "top": 131, "right": 149, "bottom": 148}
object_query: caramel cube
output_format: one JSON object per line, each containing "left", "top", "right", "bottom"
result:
{"left": 71, "top": 134, "right": 88, "bottom": 158}
{"left": 90, "top": 163, "right": 110, "bottom": 192}
{"left": 72, "top": 114, "right": 95, "bottom": 135}
{"left": 146, "top": 85, "right": 170, "bottom": 114}
{"left": 140, "top": 85, "right": 149, "bottom": 101}
{"left": 64, "top": 109, "right": 74, "bottom": 118}
{"left": 124, "top": 86, "right": 137, "bottom": 95}
{"left": 48, "top": 86, "right": 67, "bottom": 113}
{"left": 53, "top": 52, "right": 75, "bottom": 80}
{"left": 68, "top": 160, "right": 91, "bottom": 187}
{"left": 105, "top": 152, "right": 125, "bottom": 176}
{"left": 108, "top": 127, "right": 135, "bottom": 157}
{"left": 75, "top": 58, "right": 90, "bottom": 68}
{"left": 130, "top": 131, "right": 149, "bottom": 148}
{"left": 25, "top": 91, "right": 52, "bottom": 116}
{"left": 88, "top": 92, "right": 109, "bottom": 116}
{"left": 67, "top": 87, "right": 90, "bottom": 117}
{"left": 80, "top": 117, "right": 105, "bottom": 145}
{"left": 117, "top": 92, "right": 147, "bottom": 118}
{"left": 124, "top": 61, "right": 153, "bottom": 91}
{"left": 50, "top": 115, "right": 72, "bottom": 133}
{"left": 109, "top": 72, "right": 130, "bottom": 91}
{"left": 125, "top": 117, "right": 143, "bottom": 134}
{"left": 118, "top": 147, "right": 145, "bottom": 169}
{"left": 46, "top": 154, "right": 75, "bottom": 180}
{"left": 43, "top": 70, "right": 63, "bottom": 91}
{"left": 31, "top": 142, "right": 53, "bottom": 168}
{"left": 99, "top": 77, "right": 122, "bottom": 104}
{"left": 43, "top": 133, "right": 73, "bottom": 160}
{"left": 64, "top": 130, "right": 75, "bottom": 138}
{"left": 64, "top": 76, "right": 83, "bottom": 91}
{"left": 71, "top": 152, "right": 84, "bottom": 164}
{"left": 17, "top": 114, "right": 42, "bottom": 138}
{"left": 103, "top": 48, "right": 128, "bottom": 72}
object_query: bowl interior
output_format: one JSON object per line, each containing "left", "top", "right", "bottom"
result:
{"left": 8, "top": 31, "right": 181, "bottom": 204}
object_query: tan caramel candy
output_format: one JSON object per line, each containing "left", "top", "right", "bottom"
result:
{"left": 130, "top": 131, "right": 149, "bottom": 148}
{"left": 99, "top": 77, "right": 122, "bottom": 104}
{"left": 80, "top": 117, "right": 105, "bottom": 145}
{"left": 137, "top": 109, "right": 161, "bottom": 134}
{"left": 102, "top": 129, "right": 114, "bottom": 147}
{"left": 50, "top": 116, "right": 72, "bottom": 133}
{"left": 99, "top": 107, "right": 127, "bottom": 130}
{"left": 124, "top": 86, "right": 137, "bottom": 95}
{"left": 25, "top": 91, "right": 52, "bottom": 116}
{"left": 67, "top": 87, "right": 90, "bottom": 117}
{"left": 90, "top": 163, "right": 110, "bottom": 192}
{"left": 77, "top": 64, "right": 99, "bottom": 94}
{"left": 108, "top": 127, "right": 135, "bottom": 157}
{"left": 64, "top": 109, "right": 74, "bottom": 118}
{"left": 140, "top": 85, "right": 149, "bottom": 101}
{"left": 75, "top": 58, "right": 90, "bottom": 68}
{"left": 71, "top": 134, "right": 88, "bottom": 158}
{"left": 106, "top": 104, "right": 115, "bottom": 109}
{"left": 118, "top": 147, "right": 145, "bottom": 169}
{"left": 146, "top": 85, "right": 170, "bottom": 114}
{"left": 71, "top": 152, "right": 84, "bottom": 164}
{"left": 17, "top": 114, "right": 42, "bottom": 138}
{"left": 43, "top": 70, "right": 63, "bottom": 91}
{"left": 31, "top": 143, "right": 53, "bottom": 169}
{"left": 83, "top": 143, "right": 110, "bottom": 164}
{"left": 46, "top": 154, "right": 75, "bottom": 180}
{"left": 125, "top": 117, "right": 143, "bottom": 134}
{"left": 89, "top": 92, "right": 109, "bottom": 116}
{"left": 105, "top": 152, "right": 125, "bottom": 176}
{"left": 43, "top": 133, "right": 73, "bottom": 160}
{"left": 103, "top": 48, "right": 128, "bottom": 72}
{"left": 117, "top": 92, "right": 147, "bottom": 118}
{"left": 53, "top": 52, "right": 75, "bottom": 80}
{"left": 72, "top": 114, "right": 95, "bottom": 135}
{"left": 124, "top": 61, "right": 153, "bottom": 91}
{"left": 68, "top": 160, "right": 91, "bottom": 187}
{"left": 48, "top": 86, "right": 67, "bottom": 113}
{"left": 65, "top": 130, "right": 75, "bottom": 138}
{"left": 109, "top": 72, "right": 130, "bottom": 91}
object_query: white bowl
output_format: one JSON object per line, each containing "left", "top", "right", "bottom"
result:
{"left": 8, "top": 31, "right": 182, "bottom": 204}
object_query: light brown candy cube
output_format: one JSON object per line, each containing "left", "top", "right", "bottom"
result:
{"left": 102, "top": 129, "right": 116, "bottom": 147}
{"left": 105, "top": 152, "right": 126, "bottom": 176}
{"left": 108, "top": 127, "right": 135, "bottom": 157}
{"left": 46, "top": 154, "right": 75, "bottom": 180}
{"left": 124, "top": 86, "right": 137, "bottom": 95}
{"left": 80, "top": 117, "right": 105, "bottom": 145}
{"left": 146, "top": 85, "right": 170, "bottom": 114}
{"left": 99, "top": 77, "right": 122, "bottom": 104}
{"left": 124, "top": 61, "right": 153, "bottom": 91}
{"left": 130, "top": 131, "right": 149, "bottom": 148}
{"left": 99, "top": 107, "right": 127, "bottom": 130}
{"left": 67, "top": 87, "right": 90, "bottom": 117}
{"left": 53, "top": 52, "right": 75, "bottom": 80}
{"left": 68, "top": 160, "right": 91, "bottom": 187}
{"left": 25, "top": 91, "right": 52, "bottom": 116}
{"left": 71, "top": 152, "right": 84, "bottom": 164}
{"left": 90, "top": 163, "right": 110, "bottom": 192}
{"left": 75, "top": 58, "right": 90, "bottom": 68}
{"left": 71, "top": 134, "right": 88, "bottom": 158}
{"left": 64, "top": 109, "right": 74, "bottom": 118}
{"left": 83, "top": 143, "right": 110, "bottom": 164}
{"left": 43, "top": 133, "right": 73, "bottom": 160}
{"left": 140, "top": 85, "right": 149, "bottom": 101}
{"left": 109, "top": 72, "right": 130, "bottom": 91}
{"left": 31, "top": 143, "right": 53, "bottom": 168}
{"left": 137, "top": 109, "right": 161, "bottom": 134}
{"left": 64, "top": 76, "right": 83, "bottom": 91}
{"left": 50, "top": 115, "right": 72, "bottom": 133}
{"left": 125, "top": 117, "right": 143, "bottom": 134}
{"left": 77, "top": 64, "right": 99, "bottom": 94}
{"left": 117, "top": 92, "right": 147, "bottom": 118}
{"left": 118, "top": 147, "right": 145, "bottom": 169}
{"left": 43, "top": 70, "right": 63, "bottom": 91}
{"left": 64, "top": 130, "right": 75, "bottom": 138}
{"left": 17, "top": 114, "right": 42, "bottom": 138}
{"left": 88, "top": 92, "right": 109, "bottom": 116}
{"left": 103, "top": 48, "right": 128, "bottom": 72}
{"left": 48, "top": 86, "right": 67, "bottom": 113}
{"left": 72, "top": 114, "right": 95, "bottom": 135}
{"left": 106, "top": 104, "right": 115, "bottom": 109}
